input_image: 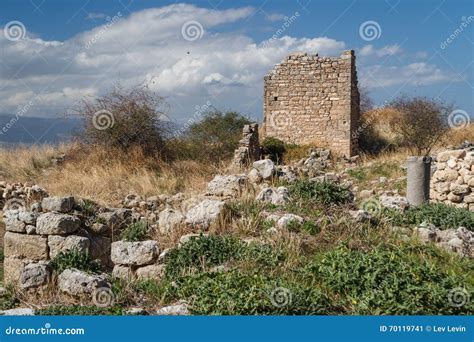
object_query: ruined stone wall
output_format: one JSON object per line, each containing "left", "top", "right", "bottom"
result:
{"left": 263, "top": 50, "right": 360, "bottom": 157}
{"left": 430, "top": 148, "right": 474, "bottom": 211}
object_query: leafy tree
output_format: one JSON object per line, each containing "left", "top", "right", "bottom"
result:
{"left": 388, "top": 96, "right": 450, "bottom": 156}
{"left": 178, "top": 110, "right": 251, "bottom": 162}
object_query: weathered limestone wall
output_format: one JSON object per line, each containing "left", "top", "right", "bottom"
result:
{"left": 230, "top": 123, "right": 260, "bottom": 169}
{"left": 263, "top": 50, "right": 360, "bottom": 157}
{"left": 430, "top": 148, "right": 474, "bottom": 211}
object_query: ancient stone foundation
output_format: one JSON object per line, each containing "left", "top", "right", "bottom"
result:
{"left": 263, "top": 50, "right": 360, "bottom": 157}
{"left": 430, "top": 148, "right": 474, "bottom": 211}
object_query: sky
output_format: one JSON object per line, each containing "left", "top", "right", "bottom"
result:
{"left": 0, "top": 0, "right": 473, "bottom": 127}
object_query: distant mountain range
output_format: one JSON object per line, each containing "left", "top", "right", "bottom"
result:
{"left": 0, "top": 115, "right": 184, "bottom": 147}
{"left": 0, "top": 115, "right": 82, "bottom": 147}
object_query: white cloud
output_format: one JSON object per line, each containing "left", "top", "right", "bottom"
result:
{"left": 359, "top": 44, "right": 402, "bottom": 57}
{"left": 265, "top": 13, "right": 286, "bottom": 22}
{"left": 0, "top": 3, "right": 457, "bottom": 122}
{"left": 360, "top": 62, "right": 454, "bottom": 88}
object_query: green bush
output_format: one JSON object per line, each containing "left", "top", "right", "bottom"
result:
{"left": 175, "top": 270, "right": 333, "bottom": 315}
{"left": 50, "top": 248, "right": 101, "bottom": 274}
{"left": 120, "top": 221, "right": 150, "bottom": 242}
{"left": 310, "top": 244, "right": 473, "bottom": 314}
{"left": 289, "top": 180, "right": 353, "bottom": 206}
{"left": 174, "top": 111, "right": 251, "bottom": 162}
{"left": 0, "top": 287, "right": 18, "bottom": 310}
{"left": 287, "top": 220, "right": 320, "bottom": 235}
{"left": 261, "top": 137, "right": 286, "bottom": 163}
{"left": 383, "top": 202, "right": 474, "bottom": 230}
{"left": 164, "top": 235, "right": 284, "bottom": 278}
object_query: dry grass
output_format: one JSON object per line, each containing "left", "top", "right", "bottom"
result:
{"left": 0, "top": 143, "right": 221, "bottom": 206}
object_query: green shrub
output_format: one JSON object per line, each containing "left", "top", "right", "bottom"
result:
{"left": 174, "top": 111, "right": 251, "bottom": 162}
{"left": 175, "top": 270, "right": 333, "bottom": 315}
{"left": 287, "top": 220, "right": 320, "bottom": 235}
{"left": 261, "top": 137, "right": 286, "bottom": 163}
{"left": 310, "top": 244, "right": 473, "bottom": 314}
{"left": 289, "top": 180, "right": 352, "bottom": 206}
{"left": 120, "top": 221, "right": 150, "bottom": 242}
{"left": 383, "top": 202, "right": 474, "bottom": 230}
{"left": 164, "top": 235, "right": 284, "bottom": 278}
{"left": 50, "top": 248, "right": 101, "bottom": 274}
{"left": 0, "top": 287, "right": 18, "bottom": 310}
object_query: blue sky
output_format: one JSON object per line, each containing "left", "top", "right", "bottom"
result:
{"left": 0, "top": 0, "right": 472, "bottom": 124}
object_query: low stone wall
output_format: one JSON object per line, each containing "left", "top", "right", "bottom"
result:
{"left": 430, "top": 148, "right": 474, "bottom": 211}
{"left": 230, "top": 123, "right": 260, "bottom": 169}
{"left": 2, "top": 195, "right": 117, "bottom": 289}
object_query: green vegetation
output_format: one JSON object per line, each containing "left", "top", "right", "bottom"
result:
{"left": 50, "top": 248, "right": 101, "bottom": 274}
{"left": 0, "top": 287, "right": 18, "bottom": 310}
{"left": 121, "top": 221, "right": 150, "bottom": 242}
{"left": 311, "top": 244, "right": 473, "bottom": 314}
{"left": 289, "top": 180, "right": 352, "bottom": 206}
{"left": 383, "top": 203, "right": 474, "bottom": 230}
{"left": 261, "top": 137, "right": 286, "bottom": 163}
{"left": 164, "top": 235, "right": 284, "bottom": 279}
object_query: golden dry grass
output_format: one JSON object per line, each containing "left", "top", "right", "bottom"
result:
{"left": 0, "top": 143, "right": 221, "bottom": 206}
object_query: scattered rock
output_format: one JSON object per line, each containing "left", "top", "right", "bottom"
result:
{"left": 158, "top": 208, "right": 184, "bottom": 234}
{"left": 252, "top": 159, "right": 276, "bottom": 180}
{"left": 20, "top": 262, "right": 51, "bottom": 289}
{"left": 206, "top": 174, "right": 247, "bottom": 197}
{"left": 155, "top": 301, "right": 190, "bottom": 315}
{"left": 58, "top": 269, "right": 109, "bottom": 296}
{"left": 0, "top": 308, "right": 35, "bottom": 316}
{"left": 256, "top": 187, "right": 290, "bottom": 205}
{"left": 276, "top": 214, "right": 304, "bottom": 229}
{"left": 111, "top": 240, "right": 159, "bottom": 266}
{"left": 379, "top": 195, "right": 409, "bottom": 211}
{"left": 185, "top": 199, "right": 228, "bottom": 229}
{"left": 136, "top": 264, "right": 165, "bottom": 281}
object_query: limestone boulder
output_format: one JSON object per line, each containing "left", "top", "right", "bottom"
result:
{"left": 4, "top": 232, "right": 48, "bottom": 260}
{"left": 158, "top": 208, "right": 184, "bottom": 234}
{"left": 256, "top": 187, "right": 290, "bottom": 205}
{"left": 48, "top": 235, "right": 90, "bottom": 259}
{"left": 111, "top": 240, "right": 159, "bottom": 266}
{"left": 252, "top": 159, "right": 276, "bottom": 180}
{"left": 20, "top": 262, "right": 51, "bottom": 289}
{"left": 41, "top": 196, "right": 75, "bottom": 213}
{"left": 437, "top": 149, "right": 466, "bottom": 162}
{"left": 36, "top": 212, "right": 81, "bottom": 235}
{"left": 206, "top": 174, "right": 247, "bottom": 197}
{"left": 136, "top": 264, "right": 165, "bottom": 281}
{"left": 184, "top": 199, "right": 228, "bottom": 229}
{"left": 58, "top": 269, "right": 109, "bottom": 296}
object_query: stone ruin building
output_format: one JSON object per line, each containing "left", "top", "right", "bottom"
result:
{"left": 263, "top": 50, "right": 360, "bottom": 157}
